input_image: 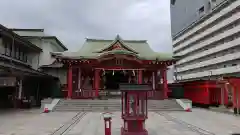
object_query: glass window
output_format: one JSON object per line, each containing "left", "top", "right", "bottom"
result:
{"left": 128, "top": 94, "right": 135, "bottom": 115}
{"left": 16, "top": 46, "right": 19, "bottom": 59}
{"left": 198, "top": 6, "right": 205, "bottom": 14}
{"left": 20, "top": 50, "right": 23, "bottom": 61}
{"left": 24, "top": 53, "right": 28, "bottom": 62}
{"left": 139, "top": 94, "right": 145, "bottom": 116}
{"left": 5, "top": 43, "right": 11, "bottom": 56}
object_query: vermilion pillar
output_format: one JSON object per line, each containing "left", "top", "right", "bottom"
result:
{"left": 67, "top": 65, "right": 73, "bottom": 98}
{"left": 161, "top": 68, "right": 168, "bottom": 99}
{"left": 224, "top": 86, "right": 229, "bottom": 106}
{"left": 138, "top": 70, "right": 143, "bottom": 84}
{"left": 232, "top": 86, "right": 237, "bottom": 110}
{"left": 152, "top": 71, "right": 156, "bottom": 90}
{"left": 94, "top": 69, "right": 100, "bottom": 97}
{"left": 77, "top": 68, "right": 82, "bottom": 97}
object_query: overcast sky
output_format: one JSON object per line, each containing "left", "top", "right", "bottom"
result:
{"left": 0, "top": 0, "right": 172, "bottom": 52}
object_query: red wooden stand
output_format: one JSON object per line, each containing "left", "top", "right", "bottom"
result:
{"left": 120, "top": 84, "right": 151, "bottom": 135}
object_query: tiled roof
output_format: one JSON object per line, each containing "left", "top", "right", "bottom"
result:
{"left": 57, "top": 35, "right": 175, "bottom": 61}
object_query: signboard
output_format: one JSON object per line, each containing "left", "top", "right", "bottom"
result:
{"left": 0, "top": 77, "right": 16, "bottom": 87}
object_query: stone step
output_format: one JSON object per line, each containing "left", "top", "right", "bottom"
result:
{"left": 54, "top": 108, "right": 182, "bottom": 112}
{"left": 53, "top": 99, "right": 184, "bottom": 112}
{"left": 57, "top": 104, "right": 121, "bottom": 106}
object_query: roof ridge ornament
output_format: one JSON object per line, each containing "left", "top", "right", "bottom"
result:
{"left": 115, "top": 34, "right": 121, "bottom": 40}
{"left": 95, "top": 35, "right": 139, "bottom": 54}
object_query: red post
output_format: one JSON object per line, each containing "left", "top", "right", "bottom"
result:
{"left": 152, "top": 71, "right": 155, "bottom": 90}
{"left": 161, "top": 68, "right": 168, "bottom": 99}
{"left": 224, "top": 84, "right": 229, "bottom": 106}
{"left": 103, "top": 113, "right": 112, "bottom": 135}
{"left": 138, "top": 70, "right": 143, "bottom": 84}
{"left": 94, "top": 69, "right": 100, "bottom": 98}
{"left": 104, "top": 118, "right": 111, "bottom": 135}
{"left": 67, "top": 64, "right": 73, "bottom": 98}
{"left": 77, "top": 68, "right": 82, "bottom": 97}
{"left": 232, "top": 86, "right": 237, "bottom": 110}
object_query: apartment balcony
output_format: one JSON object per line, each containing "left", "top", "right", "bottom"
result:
{"left": 0, "top": 53, "right": 32, "bottom": 67}
{"left": 173, "top": 11, "right": 240, "bottom": 52}
{"left": 176, "top": 37, "right": 240, "bottom": 65}
{"left": 173, "top": 0, "right": 240, "bottom": 46}
{"left": 177, "top": 65, "right": 240, "bottom": 80}
{"left": 177, "top": 51, "right": 240, "bottom": 72}
{"left": 175, "top": 23, "right": 240, "bottom": 57}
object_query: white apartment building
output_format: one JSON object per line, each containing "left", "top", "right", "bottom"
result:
{"left": 171, "top": 0, "right": 240, "bottom": 81}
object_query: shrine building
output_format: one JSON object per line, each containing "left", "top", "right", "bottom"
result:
{"left": 52, "top": 35, "right": 177, "bottom": 99}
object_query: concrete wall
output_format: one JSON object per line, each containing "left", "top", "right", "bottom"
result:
{"left": 172, "top": 0, "right": 240, "bottom": 81}
{"left": 171, "top": 0, "right": 209, "bottom": 36}
{"left": 171, "top": 0, "right": 226, "bottom": 37}
{"left": 28, "top": 38, "right": 65, "bottom": 67}
{"left": 27, "top": 52, "right": 39, "bottom": 70}
{"left": 0, "top": 38, "right": 4, "bottom": 54}
{"left": 28, "top": 37, "right": 67, "bottom": 83}
{"left": 43, "top": 68, "right": 67, "bottom": 84}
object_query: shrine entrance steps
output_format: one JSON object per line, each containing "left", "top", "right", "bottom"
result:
{"left": 53, "top": 99, "right": 184, "bottom": 112}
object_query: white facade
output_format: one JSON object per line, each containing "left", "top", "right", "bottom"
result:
{"left": 11, "top": 29, "right": 68, "bottom": 84}
{"left": 172, "top": 0, "right": 240, "bottom": 81}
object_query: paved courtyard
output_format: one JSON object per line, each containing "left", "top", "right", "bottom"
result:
{"left": 0, "top": 109, "right": 240, "bottom": 135}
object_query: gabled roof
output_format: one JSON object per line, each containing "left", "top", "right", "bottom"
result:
{"left": 96, "top": 35, "right": 138, "bottom": 54}
{"left": 56, "top": 35, "right": 175, "bottom": 61}
{"left": 0, "top": 25, "right": 42, "bottom": 52}
{"left": 23, "top": 36, "right": 68, "bottom": 51}
{"left": 11, "top": 28, "right": 68, "bottom": 51}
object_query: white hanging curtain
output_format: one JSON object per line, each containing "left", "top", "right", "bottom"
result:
{"left": 102, "top": 69, "right": 105, "bottom": 76}
{"left": 132, "top": 70, "right": 135, "bottom": 76}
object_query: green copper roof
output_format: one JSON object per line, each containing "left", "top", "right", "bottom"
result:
{"left": 98, "top": 50, "right": 138, "bottom": 58}
{"left": 59, "top": 35, "right": 175, "bottom": 61}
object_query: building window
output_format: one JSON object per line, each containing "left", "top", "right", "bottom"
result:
{"left": 16, "top": 46, "right": 20, "bottom": 59}
{"left": 171, "top": 0, "right": 176, "bottom": 5}
{"left": 232, "top": 64, "right": 237, "bottom": 66}
{"left": 11, "top": 44, "right": 15, "bottom": 58}
{"left": 20, "top": 51, "right": 23, "bottom": 61}
{"left": 5, "top": 43, "right": 11, "bottom": 56}
{"left": 199, "top": 6, "right": 205, "bottom": 14}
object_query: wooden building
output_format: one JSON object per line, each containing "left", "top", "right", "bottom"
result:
{"left": 0, "top": 25, "right": 59, "bottom": 108}
{"left": 54, "top": 35, "right": 177, "bottom": 99}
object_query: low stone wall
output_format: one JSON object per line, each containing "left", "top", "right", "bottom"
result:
{"left": 40, "top": 98, "right": 53, "bottom": 109}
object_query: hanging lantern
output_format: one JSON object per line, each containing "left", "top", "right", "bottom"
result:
{"left": 102, "top": 69, "right": 105, "bottom": 76}
{"left": 123, "top": 70, "right": 126, "bottom": 75}
{"left": 112, "top": 70, "right": 115, "bottom": 76}
{"left": 144, "top": 77, "right": 148, "bottom": 83}
{"left": 132, "top": 70, "right": 135, "bottom": 76}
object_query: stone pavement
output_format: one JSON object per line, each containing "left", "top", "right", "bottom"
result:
{"left": 67, "top": 112, "right": 201, "bottom": 135}
{"left": 0, "top": 109, "right": 77, "bottom": 135}
{"left": 1, "top": 109, "right": 240, "bottom": 135}
{"left": 168, "top": 108, "right": 240, "bottom": 135}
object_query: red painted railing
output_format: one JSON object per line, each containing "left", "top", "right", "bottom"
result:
{"left": 71, "top": 89, "right": 157, "bottom": 99}
{"left": 72, "top": 90, "right": 96, "bottom": 99}
{"left": 147, "top": 91, "right": 154, "bottom": 98}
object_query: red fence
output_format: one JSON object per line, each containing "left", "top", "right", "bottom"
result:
{"left": 183, "top": 80, "right": 221, "bottom": 105}
{"left": 72, "top": 90, "right": 96, "bottom": 99}
{"left": 70, "top": 90, "right": 156, "bottom": 99}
